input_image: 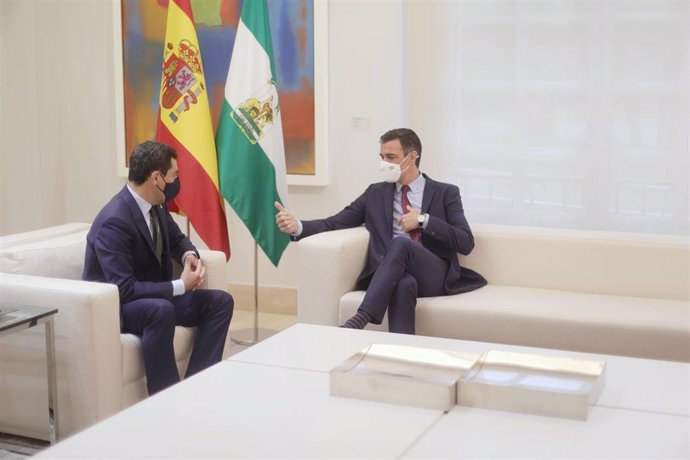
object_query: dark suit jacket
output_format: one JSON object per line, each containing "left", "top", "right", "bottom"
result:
{"left": 83, "top": 185, "right": 197, "bottom": 305}
{"left": 298, "top": 174, "right": 487, "bottom": 295}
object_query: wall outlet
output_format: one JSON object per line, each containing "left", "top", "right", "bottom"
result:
{"left": 351, "top": 117, "right": 371, "bottom": 130}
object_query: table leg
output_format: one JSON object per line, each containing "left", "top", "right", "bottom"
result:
{"left": 45, "top": 317, "right": 58, "bottom": 444}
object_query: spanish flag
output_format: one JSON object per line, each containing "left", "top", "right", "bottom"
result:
{"left": 155, "top": 0, "right": 230, "bottom": 260}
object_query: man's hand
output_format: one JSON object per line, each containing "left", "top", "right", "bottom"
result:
{"left": 185, "top": 253, "right": 201, "bottom": 270}
{"left": 274, "top": 202, "right": 298, "bottom": 234}
{"left": 399, "top": 205, "right": 421, "bottom": 233}
{"left": 181, "top": 255, "right": 206, "bottom": 292}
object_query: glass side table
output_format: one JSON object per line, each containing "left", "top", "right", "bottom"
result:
{"left": 0, "top": 306, "right": 59, "bottom": 444}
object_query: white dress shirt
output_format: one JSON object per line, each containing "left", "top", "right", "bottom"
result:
{"left": 126, "top": 184, "right": 186, "bottom": 296}
{"left": 392, "top": 172, "right": 427, "bottom": 238}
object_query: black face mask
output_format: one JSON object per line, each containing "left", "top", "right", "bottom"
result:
{"left": 156, "top": 174, "right": 181, "bottom": 203}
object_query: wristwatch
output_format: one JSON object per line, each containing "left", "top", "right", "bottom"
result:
{"left": 417, "top": 213, "right": 427, "bottom": 226}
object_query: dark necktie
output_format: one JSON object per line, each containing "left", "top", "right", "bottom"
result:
{"left": 401, "top": 185, "right": 421, "bottom": 242}
{"left": 150, "top": 207, "right": 163, "bottom": 263}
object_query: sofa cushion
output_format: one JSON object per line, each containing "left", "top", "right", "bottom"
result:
{"left": 0, "top": 231, "right": 87, "bottom": 280}
{"left": 120, "top": 327, "right": 196, "bottom": 385}
{"left": 0, "top": 223, "right": 90, "bottom": 248}
{"left": 461, "top": 224, "right": 689, "bottom": 301}
{"left": 339, "top": 286, "right": 690, "bottom": 362}
{"left": 120, "top": 334, "right": 145, "bottom": 385}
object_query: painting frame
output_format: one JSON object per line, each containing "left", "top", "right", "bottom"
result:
{"left": 112, "top": 0, "right": 329, "bottom": 186}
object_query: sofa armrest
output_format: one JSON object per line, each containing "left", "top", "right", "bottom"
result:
{"left": 0, "top": 273, "right": 122, "bottom": 438}
{"left": 297, "top": 227, "right": 369, "bottom": 326}
{"left": 198, "top": 250, "right": 227, "bottom": 291}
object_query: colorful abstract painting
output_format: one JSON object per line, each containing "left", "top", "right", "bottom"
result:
{"left": 121, "top": 0, "right": 315, "bottom": 175}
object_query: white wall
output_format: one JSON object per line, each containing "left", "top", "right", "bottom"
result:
{"left": 1, "top": 0, "right": 125, "bottom": 235}
{"left": 0, "top": 0, "right": 406, "bottom": 289}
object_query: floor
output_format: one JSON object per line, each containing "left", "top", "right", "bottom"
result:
{"left": 0, "top": 434, "right": 46, "bottom": 459}
{"left": 0, "top": 311, "right": 297, "bottom": 458}
{"left": 226, "top": 310, "right": 298, "bottom": 356}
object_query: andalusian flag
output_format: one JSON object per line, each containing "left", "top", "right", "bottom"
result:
{"left": 156, "top": 0, "right": 230, "bottom": 259}
{"left": 216, "top": 0, "right": 289, "bottom": 266}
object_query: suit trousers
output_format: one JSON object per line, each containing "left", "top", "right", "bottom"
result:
{"left": 358, "top": 237, "right": 448, "bottom": 334}
{"left": 121, "top": 289, "right": 234, "bottom": 395}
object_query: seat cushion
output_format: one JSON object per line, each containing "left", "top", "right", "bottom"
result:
{"left": 120, "top": 326, "right": 196, "bottom": 385}
{"left": 339, "top": 286, "right": 690, "bottom": 361}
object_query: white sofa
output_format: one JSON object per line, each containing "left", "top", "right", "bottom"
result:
{"left": 0, "top": 223, "right": 229, "bottom": 440}
{"left": 298, "top": 224, "right": 690, "bottom": 362}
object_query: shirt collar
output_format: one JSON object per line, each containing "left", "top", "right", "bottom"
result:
{"left": 126, "top": 183, "right": 153, "bottom": 216}
{"left": 396, "top": 172, "right": 425, "bottom": 193}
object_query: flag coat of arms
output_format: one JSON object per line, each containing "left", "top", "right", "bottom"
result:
{"left": 217, "top": 0, "right": 289, "bottom": 266}
{"left": 156, "top": 0, "right": 230, "bottom": 260}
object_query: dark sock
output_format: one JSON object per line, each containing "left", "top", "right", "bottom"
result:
{"left": 340, "top": 310, "right": 372, "bottom": 329}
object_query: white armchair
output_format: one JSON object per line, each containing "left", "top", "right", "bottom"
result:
{"left": 0, "top": 223, "right": 229, "bottom": 440}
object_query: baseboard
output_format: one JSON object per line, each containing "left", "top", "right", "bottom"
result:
{"left": 227, "top": 283, "right": 297, "bottom": 316}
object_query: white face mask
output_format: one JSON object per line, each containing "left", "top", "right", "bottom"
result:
{"left": 378, "top": 154, "right": 413, "bottom": 183}
{"left": 379, "top": 160, "right": 403, "bottom": 183}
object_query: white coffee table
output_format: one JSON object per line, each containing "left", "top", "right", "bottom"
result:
{"left": 36, "top": 323, "right": 689, "bottom": 458}
{"left": 232, "top": 323, "right": 690, "bottom": 417}
{"left": 405, "top": 406, "right": 689, "bottom": 458}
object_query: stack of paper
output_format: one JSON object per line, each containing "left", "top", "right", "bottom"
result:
{"left": 330, "top": 344, "right": 606, "bottom": 420}
{"left": 457, "top": 350, "right": 606, "bottom": 420}
{"left": 330, "top": 343, "right": 479, "bottom": 410}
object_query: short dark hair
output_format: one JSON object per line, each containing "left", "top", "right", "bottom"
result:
{"left": 379, "top": 128, "right": 422, "bottom": 167}
{"left": 128, "top": 141, "right": 177, "bottom": 185}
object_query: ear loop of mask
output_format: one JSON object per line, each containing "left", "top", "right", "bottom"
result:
{"left": 400, "top": 151, "right": 416, "bottom": 175}
{"left": 154, "top": 171, "right": 166, "bottom": 195}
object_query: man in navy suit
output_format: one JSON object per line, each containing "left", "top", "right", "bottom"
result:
{"left": 275, "top": 128, "right": 486, "bottom": 334}
{"left": 83, "top": 141, "right": 233, "bottom": 395}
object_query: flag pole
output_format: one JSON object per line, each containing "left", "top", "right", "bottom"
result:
{"left": 230, "top": 242, "right": 277, "bottom": 346}
{"left": 252, "top": 242, "right": 259, "bottom": 342}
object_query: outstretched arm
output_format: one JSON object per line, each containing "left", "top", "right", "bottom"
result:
{"left": 275, "top": 186, "right": 371, "bottom": 240}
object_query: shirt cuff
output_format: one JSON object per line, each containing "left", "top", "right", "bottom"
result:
{"left": 172, "top": 279, "right": 185, "bottom": 297}
{"left": 422, "top": 214, "right": 430, "bottom": 231}
{"left": 181, "top": 250, "right": 198, "bottom": 265}
{"left": 291, "top": 220, "right": 304, "bottom": 237}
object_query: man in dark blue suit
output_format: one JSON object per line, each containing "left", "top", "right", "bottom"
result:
{"left": 275, "top": 128, "right": 486, "bottom": 334}
{"left": 83, "top": 141, "right": 233, "bottom": 395}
